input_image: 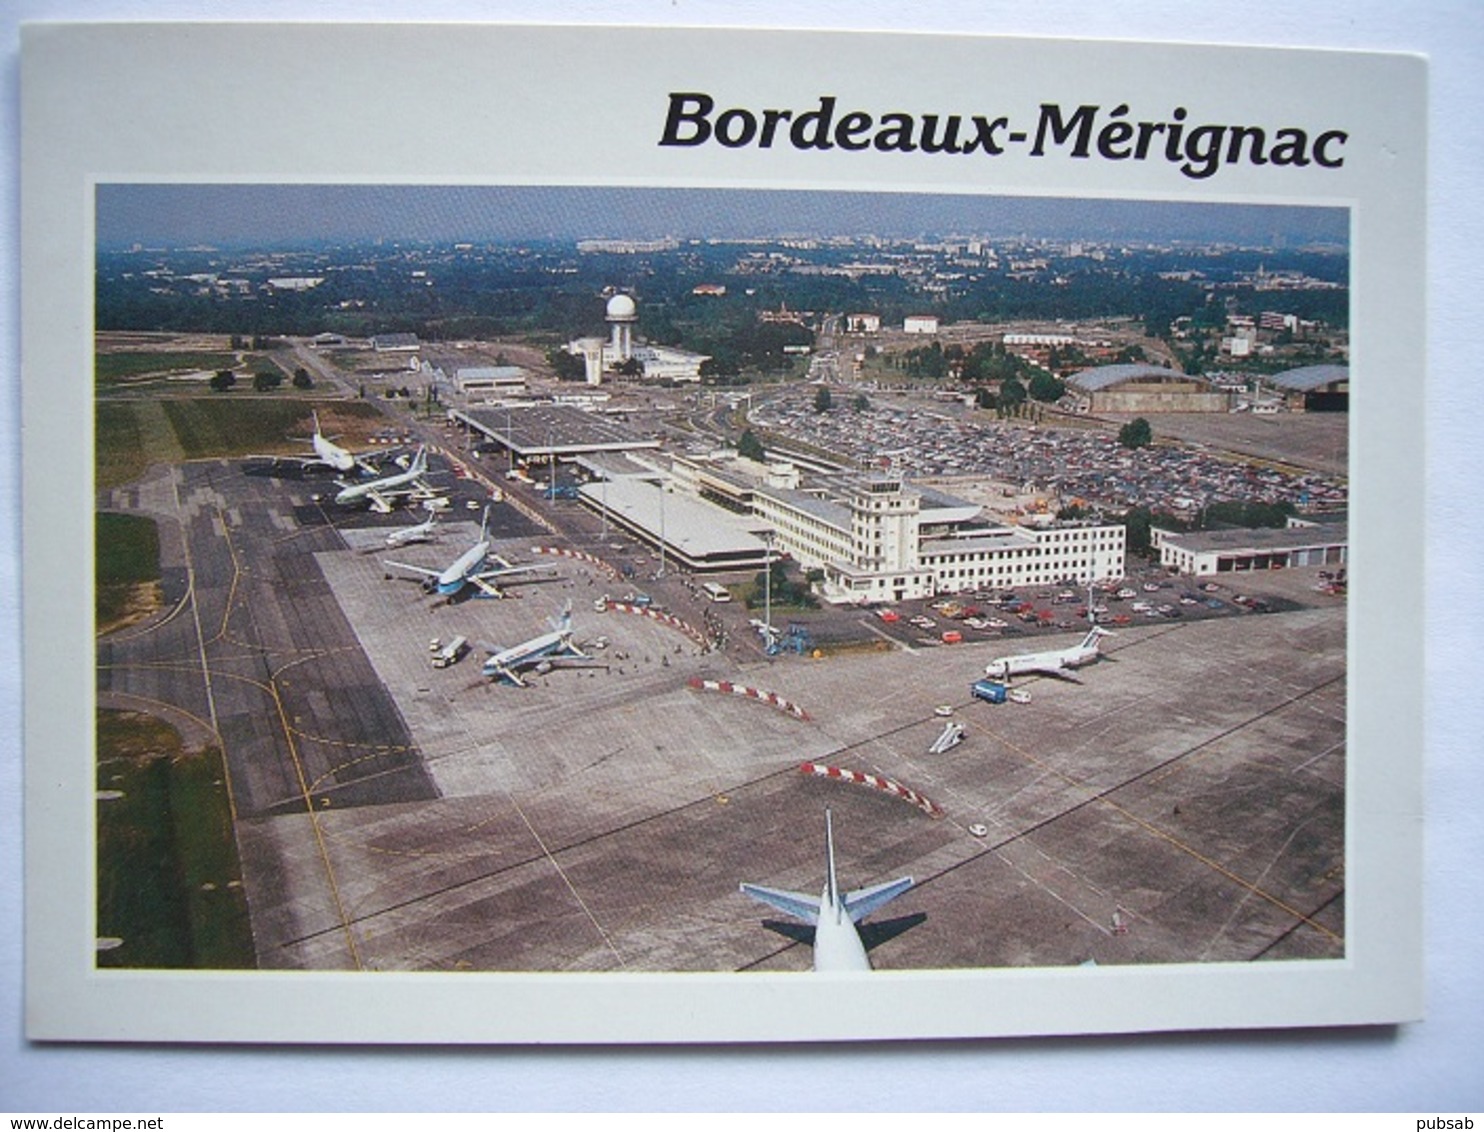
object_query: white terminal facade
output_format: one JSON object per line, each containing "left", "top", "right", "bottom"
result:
{"left": 665, "top": 454, "right": 1126, "bottom": 603}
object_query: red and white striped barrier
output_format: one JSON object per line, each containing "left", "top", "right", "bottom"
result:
{"left": 530, "top": 545, "right": 619, "bottom": 577}
{"left": 799, "top": 761, "right": 944, "bottom": 818}
{"left": 604, "top": 602, "right": 708, "bottom": 647}
{"left": 687, "top": 676, "right": 811, "bottom": 721}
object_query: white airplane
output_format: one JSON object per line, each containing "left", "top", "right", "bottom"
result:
{"left": 248, "top": 410, "right": 379, "bottom": 475}
{"left": 334, "top": 445, "right": 437, "bottom": 513}
{"left": 983, "top": 624, "right": 1112, "bottom": 682}
{"left": 480, "top": 602, "right": 587, "bottom": 685}
{"left": 383, "top": 505, "right": 536, "bottom": 598}
{"left": 383, "top": 508, "right": 439, "bottom": 549}
{"left": 740, "top": 810, "right": 914, "bottom": 973}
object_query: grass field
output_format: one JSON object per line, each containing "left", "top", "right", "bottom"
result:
{"left": 96, "top": 511, "right": 162, "bottom": 633}
{"left": 96, "top": 350, "right": 240, "bottom": 383}
{"left": 96, "top": 401, "right": 151, "bottom": 489}
{"left": 96, "top": 398, "right": 390, "bottom": 489}
{"left": 96, "top": 710, "right": 256, "bottom": 969}
{"left": 162, "top": 398, "right": 316, "bottom": 458}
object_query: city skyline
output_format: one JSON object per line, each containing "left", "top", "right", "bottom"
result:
{"left": 96, "top": 184, "right": 1348, "bottom": 250}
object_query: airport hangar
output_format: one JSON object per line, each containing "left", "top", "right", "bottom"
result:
{"left": 1263, "top": 363, "right": 1350, "bottom": 412}
{"left": 1066, "top": 363, "right": 1232, "bottom": 414}
{"left": 1152, "top": 521, "right": 1349, "bottom": 575}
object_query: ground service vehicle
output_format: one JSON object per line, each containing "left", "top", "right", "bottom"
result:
{"left": 972, "top": 679, "right": 1008, "bottom": 704}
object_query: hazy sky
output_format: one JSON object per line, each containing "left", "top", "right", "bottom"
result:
{"left": 96, "top": 184, "right": 1348, "bottom": 249}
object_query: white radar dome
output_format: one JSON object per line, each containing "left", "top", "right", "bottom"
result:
{"left": 606, "top": 294, "right": 638, "bottom": 320}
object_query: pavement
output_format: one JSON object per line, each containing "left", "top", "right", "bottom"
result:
{"left": 97, "top": 453, "right": 1346, "bottom": 974}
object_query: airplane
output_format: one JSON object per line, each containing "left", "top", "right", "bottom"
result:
{"left": 739, "top": 810, "right": 915, "bottom": 972}
{"left": 383, "top": 505, "right": 537, "bottom": 598}
{"left": 983, "top": 624, "right": 1112, "bottom": 682}
{"left": 333, "top": 445, "right": 439, "bottom": 513}
{"left": 479, "top": 602, "right": 588, "bottom": 685}
{"left": 247, "top": 410, "right": 381, "bottom": 476}
{"left": 383, "top": 508, "right": 439, "bottom": 549}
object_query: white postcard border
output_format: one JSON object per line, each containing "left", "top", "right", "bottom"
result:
{"left": 21, "top": 22, "right": 1425, "bottom": 1043}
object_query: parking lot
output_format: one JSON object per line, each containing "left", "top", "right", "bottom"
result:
{"left": 750, "top": 388, "right": 1348, "bottom": 515}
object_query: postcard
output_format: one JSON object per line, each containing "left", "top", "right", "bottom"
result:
{"left": 21, "top": 23, "right": 1424, "bottom": 1042}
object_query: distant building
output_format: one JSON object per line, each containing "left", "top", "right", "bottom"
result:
{"left": 903, "top": 315, "right": 940, "bottom": 335}
{"left": 371, "top": 332, "right": 420, "bottom": 352}
{"left": 630, "top": 344, "right": 708, "bottom": 383}
{"left": 566, "top": 293, "right": 708, "bottom": 384}
{"left": 1066, "top": 363, "right": 1230, "bottom": 414}
{"left": 267, "top": 276, "right": 325, "bottom": 291}
{"left": 1266, "top": 364, "right": 1349, "bottom": 412}
{"left": 846, "top": 313, "right": 881, "bottom": 333}
{"left": 1004, "top": 333, "right": 1076, "bottom": 346}
{"left": 455, "top": 366, "right": 527, "bottom": 399}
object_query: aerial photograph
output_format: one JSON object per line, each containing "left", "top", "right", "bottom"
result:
{"left": 92, "top": 184, "right": 1349, "bottom": 975}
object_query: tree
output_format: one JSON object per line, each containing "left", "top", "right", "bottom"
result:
{"left": 737, "top": 429, "right": 766, "bottom": 462}
{"left": 1122, "top": 505, "right": 1155, "bottom": 555}
{"left": 813, "top": 386, "right": 833, "bottom": 413}
{"left": 998, "top": 376, "right": 1027, "bottom": 411}
{"left": 974, "top": 386, "right": 997, "bottom": 411}
{"left": 209, "top": 370, "right": 236, "bottom": 392}
{"left": 1118, "top": 417, "right": 1153, "bottom": 449}
{"left": 1029, "top": 372, "right": 1066, "bottom": 403}
{"left": 548, "top": 348, "right": 587, "bottom": 382}
{"left": 253, "top": 370, "right": 282, "bottom": 392}
{"left": 292, "top": 367, "right": 313, "bottom": 390}
{"left": 615, "top": 356, "right": 644, "bottom": 377}
{"left": 852, "top": 393, "right": 871, "bottom": 412}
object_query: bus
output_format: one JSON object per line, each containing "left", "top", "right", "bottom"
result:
{"left": 702, "top": 581, "right": 732, "bottom": 603}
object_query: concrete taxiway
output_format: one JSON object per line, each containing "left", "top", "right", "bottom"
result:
{"left": 99, "top": 456, "right": 1345, "bottom": 973}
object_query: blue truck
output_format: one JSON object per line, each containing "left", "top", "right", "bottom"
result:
{"left": 972, "top": 679, "right": 1008, "bottom": 704}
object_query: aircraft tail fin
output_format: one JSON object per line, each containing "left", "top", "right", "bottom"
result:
{"left": 1081, "top": 624, "right": 1112, "bottom": 651}
{"left": 824, "top": 809, "right": 841, "bottom": 916}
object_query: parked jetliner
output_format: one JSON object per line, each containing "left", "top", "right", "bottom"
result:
{"left": 383, "top": 505, "right": 535, "bottom": 597}
{"left": 480, "top": 602, "right": 587, "bottom": 685}
{"left": 983, "top": 624, "right": 1112, "bottom": 682}
{"left": 334, "top": 445, "right": 436, "bottom": 512}
{"left": 249, "top": 410, "right": 379, "bottom": 476}
{"left": 740, "top": 811, "right": 914, "bottom": 972}
{"left": 384, "top": 509, "right": 438, "bottom": 549}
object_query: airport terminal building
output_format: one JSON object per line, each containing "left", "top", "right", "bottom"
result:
{"left": 609, "top": 453, "right": 1126, "bottom": 601}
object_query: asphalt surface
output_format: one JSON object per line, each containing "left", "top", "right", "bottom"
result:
{"left": 98, "top": 450, "right": 1346, "bottom": 974}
